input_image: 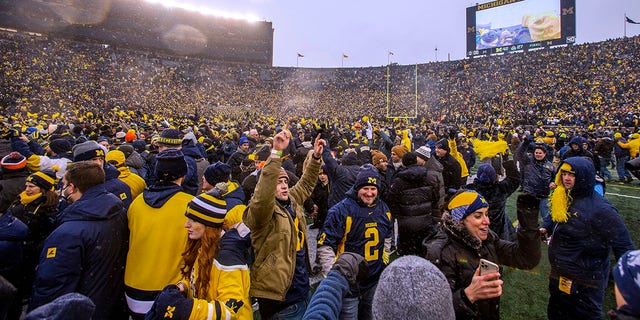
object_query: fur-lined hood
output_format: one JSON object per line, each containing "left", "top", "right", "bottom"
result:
{"left": 440, "top": 210, "right": 498, "bottom": 253}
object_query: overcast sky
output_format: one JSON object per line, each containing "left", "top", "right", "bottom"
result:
{"left": 175, "top": 0, "right": 640, "bottom": 68}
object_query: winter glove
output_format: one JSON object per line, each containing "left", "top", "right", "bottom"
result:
{"left": 331, "top": 252, "right": 370, "bottom": 286}
{"left": 516, "top": 193, "right": 540, "bottom": 232}
{"left": 502, "top": 159, "right": 519, "bottom": 177}
{"left": 145, "top": 285, "right": 193, "bottom": 320}
{"left": 524, "top": 134, "right": 534, "bottom": 143}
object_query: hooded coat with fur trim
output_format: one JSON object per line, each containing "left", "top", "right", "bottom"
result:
{"left": 424, "top": 193, "right": 541, "bottom": 320}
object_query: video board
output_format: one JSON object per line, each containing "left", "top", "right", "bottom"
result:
{"left": 466, "top": 0, "right": 575, "bottom": 57}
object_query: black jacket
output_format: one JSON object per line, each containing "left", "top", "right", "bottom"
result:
{"left": 424, "top": 193, "right": 541, "bottom": 320}
{"left": 436, "top": 153, "right": 463, "bottom": 190}
{"left": 515, "top": 142, "right": 555, "bottom": 199}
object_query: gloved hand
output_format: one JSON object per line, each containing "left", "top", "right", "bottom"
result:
{"left": 524, "top": 134, "right": 534, "bottom": 143}
{"left": 331, "top": 252, "right": 369, "bottom": 286}
{"left": 516, "top": 193, "right": 540, "bottom": 232}
{"left": 145, "top": 285, "right": 193, "bottom": 320}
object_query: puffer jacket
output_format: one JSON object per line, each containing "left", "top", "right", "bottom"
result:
{"left": 243, "top": 153, "right": 320, "bottom": 301}
{"left": 387, "top": 164, "right": 439, "bottom": 254}
{"left": 424, "top": 193, "right": 541, "bottom": 320}
{"left": 29, "top": 184, "right": 128, "bottom": 320}
{"left": 548, "top": 157, "right": 634, "bottom": 290}
{"left": 515, "top": 142, "right": 555, "bottom": 199}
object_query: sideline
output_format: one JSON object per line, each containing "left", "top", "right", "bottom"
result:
{"left": 607, "top": 192, "right": 640, "bottom": 200}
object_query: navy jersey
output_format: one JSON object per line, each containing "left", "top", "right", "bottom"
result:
{"left": 318, "top": 196, "right": 392, "bottom": 287}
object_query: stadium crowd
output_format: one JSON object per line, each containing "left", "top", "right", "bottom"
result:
{"left": 0, "top": 28, "right": 640, "bottom": 320}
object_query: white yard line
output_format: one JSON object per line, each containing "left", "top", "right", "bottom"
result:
{"left": 607, "top": 192, "right": 640, "bottom": 200}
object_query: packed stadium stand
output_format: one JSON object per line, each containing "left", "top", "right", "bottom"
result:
{"left": 2, "top": 27, "right": 639, "bottom": 129}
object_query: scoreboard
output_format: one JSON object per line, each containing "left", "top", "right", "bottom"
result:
{"left": 466, "top": 0, "right": 575, "bottom": 57}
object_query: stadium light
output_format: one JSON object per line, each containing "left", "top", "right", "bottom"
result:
{"left": 143, "top": 0, "right": 262, "bottom": 22}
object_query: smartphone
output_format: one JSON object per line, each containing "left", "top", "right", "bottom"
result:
{"left": 479, "top": 259, "right": 500, "bottom": 276}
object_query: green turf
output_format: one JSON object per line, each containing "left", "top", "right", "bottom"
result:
{"left": 500, "top": 181, "right": 640, "bottom": 319}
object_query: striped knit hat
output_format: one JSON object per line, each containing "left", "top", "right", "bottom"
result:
{"left": 185, "top": 190, "right": 227, "bottom": 228}
{"left": 157, "top": 129, "right": 182, "bottom": 146}
{"left": 27, "top": 167, "right": 59, "bottom": 191}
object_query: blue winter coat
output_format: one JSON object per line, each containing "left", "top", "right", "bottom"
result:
{"left": 0, "top": 212, "right": 28, "bottom": 283}
{"left": 548, "top": 156, "right": 634, "bottom": 289}
{"left": 29, "top": 184, "right": 129, "bottom": 320}
{"left": 103, "top": 162, "right": 133, "bottom": 209}
{"left": 303, "top": 270, "right": 349, "bottom": 320}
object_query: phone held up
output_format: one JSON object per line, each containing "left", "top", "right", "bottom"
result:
{"left": 479, "top": 259, "right": 500, "bottom": 276}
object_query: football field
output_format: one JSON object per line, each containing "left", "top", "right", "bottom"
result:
{"left": 501, "top": 181, "right": 640, "bottom": 319}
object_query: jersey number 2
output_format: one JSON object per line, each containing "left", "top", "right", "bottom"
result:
{"left": 364, "top": 227, "right": 379, "bottom": 261}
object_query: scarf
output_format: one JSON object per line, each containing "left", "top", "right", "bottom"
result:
{"left": 20, "top": 191, "right": 42, "bottom": 206}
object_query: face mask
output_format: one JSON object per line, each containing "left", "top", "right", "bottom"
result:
{"left": 60, "top": 184, "right": 73, "bottom": 203}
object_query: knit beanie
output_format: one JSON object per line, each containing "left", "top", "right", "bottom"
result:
{"left": 49, "top": 139, "right": 72, "bottom": 154}
{"left": 27, "top": 167, "right": 58, "bottom": 191}
{"left": 132, "top": 140, "right": 147, "bottom": 153}
{"left": 371, "top": 150, "right": 388, "bottom": 165}
{"left": 476, "top": 164, "right": 497, "bottom": 184}
{"left": 238, "top": 136, "right": 249, "bottom": 146}
{"left": 203, "top": 162, "right": 231, "bottom": 186}
{"left": 401, "top": 152, "right": 417, "bottom": 167}
{"left": 73, "top": 141, "right": 106, "bottom": 162}
{"left": 372, "top": 255, "right": 454, "bottom": 320}
{"left": 391, "top": 145, "right": 409, "bottom": 159}
{"left": 116, "top": 144, "right": 134, "bottom": 159}
{"left": 447, "top": 190, "right": 488, "bottom": 221}
{"left": 125, "top": 130, "right": 137, "bottom": 143}
{"left": 157, "top": 129, "right": 182, "bottom": 146}
{"left": 185, "top": 190, "right": 227, "bottom": 228}
{"left": 415, "top": 146, "right": 431, "bottom": 161}
{"left": 613, "top": 250, "right": 640, "bottom": 317}
{"left": 155, "top": 149, "right": 187, "bottom": 182}
{"left": 278, "top": 167, "right": 289, "bottom": 183}
{"left": 1, "top": 151, "right": 27, "bottom": 172}
{"left": 105, "top": 150, "right": 126, "bottom": 167}
{"left": 24, "top": 292, "right": 96, "bottom": 320}
{"left": 353, "top": 164, "right": 380, "bottom": 191}
{"left": 341, "top": 152, "right": 359, "bottom": 166}
{"left": 435, "top": 139, "right": 450, "bottom": 152}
